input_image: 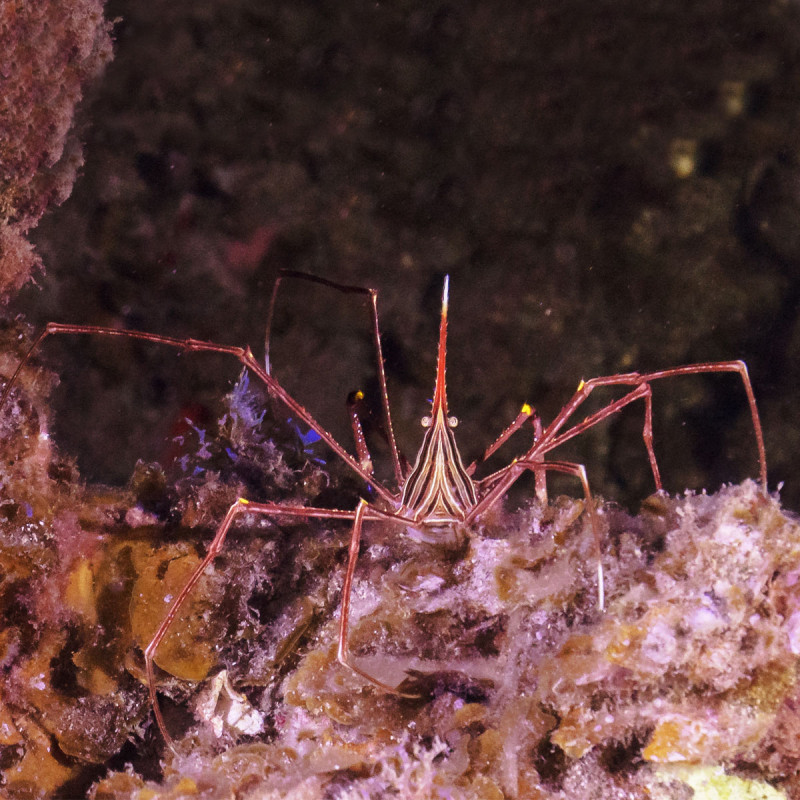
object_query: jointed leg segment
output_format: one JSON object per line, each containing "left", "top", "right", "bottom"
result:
{"left": 143, "top": 497, "right": 361, "bottom": 748}
{"left": 0, "top": 322, "right": 396, "bottom": 505}
{"left": 143, "top": 495, "right": 416, "bottom": 747}
{"left": 265, "top": 270, "right": 405, "bottom": 484}
{"left": 334, "top": 500, "right": 421, "bottom": 696}
{"left": 525, "top": 361, "right": 766, "bottom": 495}
{"left": 466, "top": 403, "right": 536, "bottom": 476}
{"left": 519, "top": 459, "right": 605, "bottom": 611}
{"left": 470, "top": 457, "right": 605, "bottom": 609}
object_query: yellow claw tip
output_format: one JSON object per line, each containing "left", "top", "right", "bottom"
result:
{"left": 355, "top": 390, "right": 364, "bottom": 400}
{"left": 577, "top": 379, "right": 586, "bottom": 391}
{"left": 238, "top": 497, "right": 250, "bottom": 506}
{"left": 359, "top": 498, "right": 369, "bottom": 507}
{"left": 521, "top": 403, "right": 533, "bottom": 415}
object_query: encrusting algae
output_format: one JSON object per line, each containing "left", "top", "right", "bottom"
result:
{"left": 1, "top": 336, "right": 800, "bottom": 798}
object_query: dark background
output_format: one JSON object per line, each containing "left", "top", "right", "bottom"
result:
{"left": 14, "top": 0, "right": 800, "bottom": 510}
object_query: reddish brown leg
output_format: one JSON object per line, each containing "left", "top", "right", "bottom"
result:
{"left": 532, "top": 415, "right": 548, "bottom": 504}
{"left": 470, "top": 406, "right": 550, "bottom": 504}
{"left": 0, "top": 323, "right": 396, "bottom": 506}
{"left": 466, "top": 403, "right": 535, "bottom": 475}
{"left": 142, "top": 491, "right": 415, "bottom": 747}
{"left": 468, "top": 366, "right": 762, "bottom": 548}
{"left": 142, "top": 498, "right": 361, "bottom": 749}
{"left": 470, "top": 459, "right": 605, "bottom": 609}
{"left": 336, "top": 500, "right": 367, "bottom": 683}
{"left": 264, "top": 270, "right": 404, "bottom": 485}
{"left": 347, "top": 391, "right": 374, "bottom": 475}
{"left": 145, "top": 494, "right": 417, "bottom": 747}
{"left": 336, "top": 500, "right": 407, "bottom": 693}
{"left": 544, "top": 382, "right": 662, "bottom": 489}
{"left": 524, "top": 459, "right": 604, "bottom": 610}
{"left": 335, "top": 501, "right": 421, "bottom": 697}
{"left": 535, "top": 362, "right": 766, "bottom": 493}
{"left": 0, "top": 323, "right": 415, "bottom": 744}
{"left": 471, "top": 384, "right": 651, "bottom": 527}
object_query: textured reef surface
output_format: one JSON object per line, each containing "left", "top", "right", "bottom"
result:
{"left": 5, "top": 2, "right": 800, "bottom": 798}
{"left": 0, "top": 0, "right": 111, "bottom": 301}
{"left": 1, "top": 360, "right": 799, "bottom": 799}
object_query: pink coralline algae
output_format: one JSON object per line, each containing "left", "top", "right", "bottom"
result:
{"left": 0, "top": 0, "right": 112, "bottom": 301}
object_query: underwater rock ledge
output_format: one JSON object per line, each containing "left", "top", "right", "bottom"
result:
{"left": 0, "top": 371, "right": 798, "bottom": 798}
{"left": 119, "top": 481, "right": 798, "bottom": 800}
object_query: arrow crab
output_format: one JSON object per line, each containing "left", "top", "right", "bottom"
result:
{"left": 0, "top": 271, "right": 768, "bottom": 747}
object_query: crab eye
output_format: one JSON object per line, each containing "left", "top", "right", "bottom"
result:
{"left": 448, "top": 416, "right": 458, "bottom": 428}
{"left": 421, "top": 415, "right": 432, "bottom": 428}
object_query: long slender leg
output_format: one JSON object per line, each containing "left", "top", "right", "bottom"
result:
{"left": 469, "top": 459, "right": 605, "bottom": 610}
{"left": 533, "top": 362, "right": 767, "bottom": 494}
{"left": 533, "top": 415, "right": 548, "bottom": 504}
{"left": 469, "top": 363, "right": 766, "bottom": 586}
{"left": 336, "top": 500, "right": 367, "bottom": 683}
{"left": 469, "top": 406, "right": 549, "bottom": 503}
{"left": 470, "top": 384, "right": 653, "bottom": 525}
{"left": 523, "top": 459, "right": 604, "bottom": 611}
{"left": 143, "top": 498, "right": 364, "bottom": 749}
{"left": 0, "top": 326, "right": 423, "bottom": 741}
{"left": 466, "top": 403, "right": 535, "bottom": 476}
{"left": 641, "top": 384, "right": 661, "bottom": 490}
{"left": 335, "top": 500, "right": 421, "bottom": 697}
{"left": 644, "top": 361, "right": 764, "bottom": 489}
{"left": 0, "top": 323, "right": 396, "bottom": 506}
{"left": 544, "top": 383, "right": 662, "bottom": 489}
{"left": 336, "top": 500, "right": 411, "bottom": 693}
{"left": 347, "top": 391, "right": 374, "bottom": 475}
{"left": 347, "top": 389, "right": 411, "bottom": 477}
{"left": 264, "top": 270, "right": 404, "bottom": 485}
